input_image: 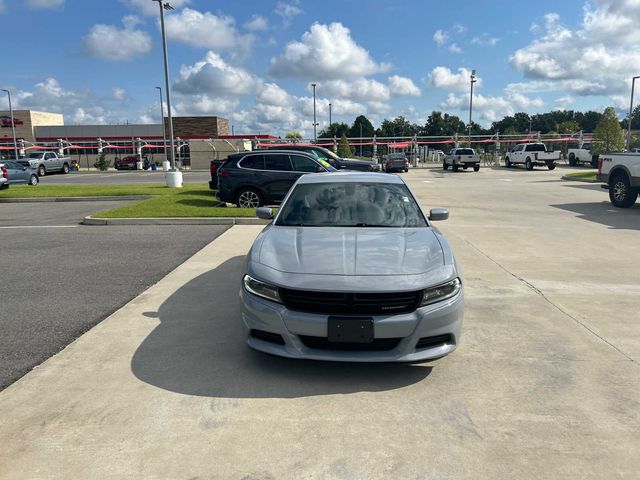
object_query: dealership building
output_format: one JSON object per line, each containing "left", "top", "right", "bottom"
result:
{"left": 0, "top": 110, "right": 275, "bottom": 170}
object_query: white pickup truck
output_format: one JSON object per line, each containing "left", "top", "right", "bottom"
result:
{"left": 567, "top": 142, "right": 599, "bottom": 167}
{"left": 19, "top": 151, "right": 71, "bottom": 176}
{"left": 597, "top": 152, "right": 640, "bottom": 207}
{"left": 504, "top": 143, "right": 559, "bottom": 170}
{"left": 443, "top": 147, "right": 480, "bottom": 172}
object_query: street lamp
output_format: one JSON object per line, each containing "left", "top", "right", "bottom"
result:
{"left": 468, "top": 69, "right": 477, "bottom": 144}
{"left": 1, "top": 89, "right": 19, "bottom": 161}
{"left": 626, "top": 75, "right": 640, "bottom": 150}
{"left": 311, "top": 83, "right": 318, "bottom": 143}
{"left": 155, "top": 86, "right": 167, "bottom": 164}
{"left": 152, "top": 0, "right": 181, "bottom": 187}
{"left": 329, "top": 102, "right": 332, "bottom": 127}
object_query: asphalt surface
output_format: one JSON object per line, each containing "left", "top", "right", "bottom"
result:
{"left": 0, "top": 201, "right": 229, "bottom": 390}
{"left": 39, "top": 170, "right": 211, "bottom": 185}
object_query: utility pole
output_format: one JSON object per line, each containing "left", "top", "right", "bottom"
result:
{"left": 312, "top": 83, "right": 317, "bottom": 143}
{"left": 1, "top": 89, "right": 19, "bottom": 160}
{"left": 468, "top": 69, "right": 477, "bottom": 145}
{"left": 155, "top": 86, "right": 167, "bottom": 164}
{"left": 329, "top": 102, "right": 332, "bottom": 128}
{"left": 627, "top": 76, "right": 640, "bottom": 150}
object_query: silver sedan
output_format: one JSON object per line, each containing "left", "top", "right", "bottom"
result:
{"left": 240, "top": 172, "right": 463, "bottom": 362}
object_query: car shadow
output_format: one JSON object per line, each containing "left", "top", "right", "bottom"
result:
{"left": 550, "top": 201, "right": 640, "bottom": 230}
{"left": 131, "top": 256, "right": 432, "bottom": 398}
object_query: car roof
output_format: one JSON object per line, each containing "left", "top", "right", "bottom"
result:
{"left": 231, "top": 149, "right": 318, "bottom": 160}
{"left": 296, "top": 171, "right": 404, "bottom": 184}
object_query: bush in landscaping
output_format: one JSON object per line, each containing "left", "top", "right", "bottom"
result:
{"left": 94, "top": 153, "right": 110, "bottom": 171}
{"left": 337, "top": 133, "right": 353, "bottom": 158}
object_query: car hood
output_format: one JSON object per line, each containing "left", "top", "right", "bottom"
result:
{"left": 257, "top": 226, "right": 443, "bottom": 276}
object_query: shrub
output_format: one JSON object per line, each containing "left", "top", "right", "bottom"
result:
{"left": 94, "top": 153, "right": 110, "bottom": 171}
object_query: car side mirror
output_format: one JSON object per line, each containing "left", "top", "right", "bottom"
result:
{"left": 256, "top": 207, "right": 274, "bottom": 220}
{"left": 429, "top": 208, "right": 449, "bottom": 221}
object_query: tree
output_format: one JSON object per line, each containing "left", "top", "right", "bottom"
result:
{"left": 285, "top": 132, "right": 302, "bottom": 140}
{"left": 421, "top": 111, "right": 466, "bottom": 136}
{"left": 319, "top": 122, "right": 350, "bottom": 139}
{"left": 336, "top": 133, "right": 353, "bottom": 157}
{"left": 348, "top": 115, "right": 375, "bottom": 138}
{"left": 558, "top": 120, "right": 580, "bottom": 134}
{"left": 376, "top": 116, "right": 418, "bottom": 137}
{"left": 591, "top": 107, "right": 624, "bottom": 156}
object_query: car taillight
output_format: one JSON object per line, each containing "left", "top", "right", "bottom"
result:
{"left": 1, "top": 165, "right": 7, "bottom": 179}
{"left": 217, "top": 168, "right": 229, "bottom": 177}
{"left": 598, "top": 156, "right": 603, "bottom": 174}
{"left": 210, "top": 162, "right": 217, "bottom": 175}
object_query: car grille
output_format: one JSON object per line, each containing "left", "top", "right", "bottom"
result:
{"left": 279, "top": 288, "right": 422, "bottom": 315}
{"left": 299, "top": 336, "right": 402, "bottom": 351}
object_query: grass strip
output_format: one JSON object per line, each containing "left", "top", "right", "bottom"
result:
{"left": 564, "top": 171, "right": 598, "bottom": 181}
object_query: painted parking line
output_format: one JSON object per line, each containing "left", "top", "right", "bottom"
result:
{"left": 0, "top": 225, "right": 79, "bottom": 229}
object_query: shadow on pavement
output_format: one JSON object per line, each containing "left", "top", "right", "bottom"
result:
{"left": 550, "top": 201, "right": 640, "bottom": 230}
{"left": 131, "top": 256, "right": 431, "bottom": 398}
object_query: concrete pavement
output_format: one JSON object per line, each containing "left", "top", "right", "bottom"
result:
{"left": 0, "top": 167, "right": 638, "bottom": 479}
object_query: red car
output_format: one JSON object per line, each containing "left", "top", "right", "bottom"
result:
{"left": 114, "top": 156, "right": 139, "bottom": 170}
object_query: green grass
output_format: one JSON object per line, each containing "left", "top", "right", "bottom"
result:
{"left": 564, "top": 171, "right": 598, "bottom": 181}
{"left": 94, "top": 185, "right": 256, "bottom": 218}
{"left": 0, "top": 184, "right": 177, "bottom": 198}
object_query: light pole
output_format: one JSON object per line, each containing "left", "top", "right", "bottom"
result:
{"left": 329, "top": 102, "right": 332, "bottom": 127}
{"left": 1, "top": 89, "right": 19, "bottom": 161}
{"left": 311, "top": 83, "right": 317, "bottom": 143}
{"left": 155, "top": 86, "right": 167, "bottom": 164}
{"left": 468, "top": 69, "right": 477, "bottom": 145}
{"left": 360, "top": 122, "right": 363, "bottom": 156}
{"left": 626, "top": 76, "right": 640, "bottom": 150}
{"left": 152, "top": 0, "right": 181, "bottom": 186}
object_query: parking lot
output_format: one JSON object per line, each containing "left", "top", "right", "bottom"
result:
{"left": 37, "top": 170, "right": 212, "bottom": 185}
{"left": 1, "top": 167, "right": 638, "bottom": 479}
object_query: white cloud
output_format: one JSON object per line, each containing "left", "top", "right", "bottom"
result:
{"left": 257, "top": 83, "right": 291, "bottom": 107}
{"left": 269, "top": 22, "right": 390, "bottom": 80}
{"left": 275, "top": 0, "right": 302, "bottom": 25}
{"left": 316, "top": 78, "right": 390, "bottom": 102}
{"left": 433, "top": 29, "right": 447, "bottom": 46}
{"left": 27, "top": 0, "right": 64, "bottom": 8}
{"left": 119, "top": 0, "right": 190, "bottom": 17}
{"left": 164, "top": 8, "right": 253, "bottom": 52}
{"left": 244, "top": 15, "right": 268, "bottom": 32}
{"left": 112, "top": 88, "right": 126, "bottom": 101}
{"left": 448, "top": 43, "right": 462, "bottom": 54}
{"left": 471, "top": 34, "right": 500, "bottom": 47}
{"left": 83, "top": 17, "right": 151, "bottom": 61}
{"left": 429, "top": 67, "right": 482, "bottom": 92}
{"left": 441, "top": 91, "right": 544, "bottom": 124}
{"left": 0, "top": 0, "right": 7, "bottom": 12}
{"left": 173, "top": 51, "right": 260, "bottom": 96}
{"left": 388, "top": 75, "right": 420, "bottom": 96}
{"left": 510, "top": 1, "right": 640, "bottom": 97}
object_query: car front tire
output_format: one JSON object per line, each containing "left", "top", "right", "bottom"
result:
{"left": 525, "top": 158, "right": 534, "bottom": 170}
{"left": 62, "top": 163, "right": 69, "bottom": 174}
{"left": 569, "top": 153, "right": 576, "bottom": 166}
{"left": 38, "top": 165, "right": 46, "bottom": 176}
{"left": 505, "top": 157, "right": 512, "bottom": 168}
{"left": 609, "top": 173, "right": 638, "bottom": 208}
{"left": 29, "top": 174, "right": 39, "bottom": 186}
{"left": 473, "top": 165, "right": 480, "bottom": 172}
{"left": 443, "top": 160, "right": 449, "bottom": 171}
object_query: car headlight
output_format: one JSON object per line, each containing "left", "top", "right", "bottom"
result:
{"left": 420, "top": 278, "right": 461, "bottom": 306}
{"left": 243, "top": 275, "right": 282, "bottom": 304}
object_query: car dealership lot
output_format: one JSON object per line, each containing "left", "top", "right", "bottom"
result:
{"left": 1, "top": 167, "right": 638, "bottom": 479}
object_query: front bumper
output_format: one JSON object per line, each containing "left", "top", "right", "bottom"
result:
{"left": 240, "top": 287, "right": 464, "bottom": 362}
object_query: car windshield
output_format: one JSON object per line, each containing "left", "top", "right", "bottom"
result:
{"left": 456, "top": 149, "right": 474, "bottom": 155}
{"left": 276, "top": 182, "right": 428, "bottom": 228}
{"left": 527, "top": 144, "right": 546, "bottom": 152}
{"left": 27, "top": 153, "right": 44, "bottom": 158}
{"left": 387, "top": 154, "right": 406, "bottom": 160}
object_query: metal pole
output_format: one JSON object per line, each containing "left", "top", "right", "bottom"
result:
{"left": 627, "top": 76, "right": 639, "bottom": 151}
{"left": 329, "top": 103, "right": 332, "bottom": 127}
{"left": 2, "top": 89, "right": 19, "bottom": 160}
{"left": 360, "top": 123, "right": 363, "bottom": 156}
{"left": 155, "top": 86, "right": 167, "bottom": 163}
{"left": 155, "top": 1, "right": 176, "bottom": 170}
{"left": 468, "top": 70, "right": 476, "bottom": 145}
{"left": 312, "top": 83, "right": 317, "bottom": 143}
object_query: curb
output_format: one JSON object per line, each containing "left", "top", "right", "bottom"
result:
{"left": 561, "top": 176, "right": 599, "bottom": 183}
{"left": 82, "top": 216, "right": 269, "bottom": 226}
{"left": 0, "top": 195, "right": 152, "bottom": 203}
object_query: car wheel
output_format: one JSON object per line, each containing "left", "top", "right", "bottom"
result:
{"left": 62, "top": 163, "right": 69, "bottom": 174}
{"left": 525, "top": 158, "right": 534, "bottom": 171}
{"left": 236, "top": 188, "right": 263, "bottom": 208}
{"left": 473, "top": 164, "right": 480, "bottom": 172}
{"left": 452, "top": 162, "right": 459, "bottom": 172}
{"left": 29, "top": 174, "right": 39, "bottom": 186}
{"left": 609, "top": 173, "right": 638, "bottom": 208}
{"left": 38, "top": 165, "right": 46, "bottom": 176}
{"left": 0, "top": 183, "right": 9, "bottom": 189}
{"left": 568, "top": 153, "right": 576, "bottom": 166}
{"left": 505, "top": 157, "right": 511, "bottom": 168}
{"left": 443, "top": 160, "right": 448, "bottom": 171}
{"left": 547, "top": 163, "right": 556, "bottom": 171}
{"left": 404, "top": 168, "right": 409, "bottom": 173}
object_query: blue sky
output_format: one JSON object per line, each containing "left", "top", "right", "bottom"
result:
{"left": 1, "top": 0, "right": 638, "bottom": 135}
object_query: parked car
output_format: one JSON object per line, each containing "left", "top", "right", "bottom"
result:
{"left": 216, "top": 150, "right": 336, "bottom": 207}
{"left": 0, "top": 160, "right": 39, "bottom": 187}
{"left": 443, "top": 148, "right": 480, "bottom": 172}
{"left": 19, "top": 151, "right": 71, "bottom": 176}
{"left": 384, "top": 153, "right": 409, "bottom": 172}
{"left": 0, "top": 162, "right": 7, "bottom": 189}
{"left": 209, "top": 159, "right": 226, "bottom": 190}
{"left": 242, "top": 172, "right": 463, "bottom": 361}
{"left": 568, "top": 142, "right": 599, "bottom": 167}
{"left": 264, "top": 145, "right": 380, "bottom": 172}
{"left": 597, "top": 152, "right": 640, "bottom": 207}
{"left": 504, "top": 143, "right": 559, "bottom": 170}
{"left": 114, "top": 156, "right": 139, "bottom": 170}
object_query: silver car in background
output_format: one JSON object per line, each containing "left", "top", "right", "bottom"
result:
{"left": 0, "top": 160, "right": 39, "bottom": 188}
{"left": 240, "top": 172, "right": 463, "bottom": 362}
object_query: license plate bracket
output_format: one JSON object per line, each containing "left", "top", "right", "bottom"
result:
{"left": 327, "top": 317, "right": 374, "bottom": 343}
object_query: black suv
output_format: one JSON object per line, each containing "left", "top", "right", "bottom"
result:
{"left": 216, "top": 150, "right": 336, "bottom": 207}
{"left": 264, "top": 145, "right": 380, "bottom": 172}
